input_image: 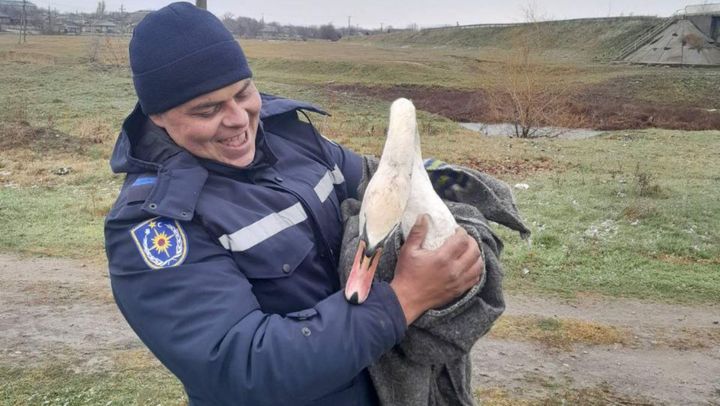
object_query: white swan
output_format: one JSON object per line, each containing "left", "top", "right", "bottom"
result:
{"left": 344, "top": 98, "right": 457, "bottom": 304}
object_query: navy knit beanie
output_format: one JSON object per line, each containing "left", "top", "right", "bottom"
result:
{"left": 130, "top": 2, "right": 252, "bottom": 115}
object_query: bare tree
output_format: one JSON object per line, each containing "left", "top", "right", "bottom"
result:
{"left": 96, "top": 1, "right": 105, "bottom": 17}
{"left": 488, "top": 2, "right": 581, "bottom": 138}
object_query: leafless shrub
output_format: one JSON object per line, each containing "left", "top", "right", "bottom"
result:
{"left": 86, "top": 36, "right": 102, "bottom": 64}
{"left": 622, "top": 200, "right": 658, "bottom": 221}
{"left": 86, "top": 35, "right": 129, "bottom": 67}
{"left": 682, "top": 33, "right": 705, "bottom": 51}
{"left": 77, "top": 118, "right": 115, "bottom": 144}
{"left": 633, "top": 163, "right": 666, "bottom": 198}
{"left": 487, "top": 3, "right": 582, "bottom": 138}
{"left": 4, "top": 96, "right": 30, "bottom": 126}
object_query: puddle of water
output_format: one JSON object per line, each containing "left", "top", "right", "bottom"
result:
{"left": 460, "top": 122, "right": 605, "bottom": 140}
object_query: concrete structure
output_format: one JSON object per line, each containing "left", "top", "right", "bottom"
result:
{"left": 623, "top": 3, "right": 720, "bottom": 66}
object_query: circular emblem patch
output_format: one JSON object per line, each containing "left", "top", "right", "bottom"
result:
{"left": 130, "top": 217, "right": 188, "bottom": 269}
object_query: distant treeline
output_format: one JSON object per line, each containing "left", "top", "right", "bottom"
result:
{"left": 219, "top": 13, "right": 387, "bottom": 41}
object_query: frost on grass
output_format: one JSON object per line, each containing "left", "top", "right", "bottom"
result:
{"left": 583, "top": 219, "right": 618, "bottom": 241}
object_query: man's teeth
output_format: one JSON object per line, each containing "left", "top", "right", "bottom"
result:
{"left": 220, "top": 133, "right": 247, "bottom": 146}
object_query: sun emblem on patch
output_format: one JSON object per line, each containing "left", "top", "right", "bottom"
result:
{"left": 130, "top": 217, "right": 188, "bottom": 269}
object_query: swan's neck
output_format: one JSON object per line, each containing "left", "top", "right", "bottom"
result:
{"left": 359, "top": 99, "right": 417, "bottom": 250}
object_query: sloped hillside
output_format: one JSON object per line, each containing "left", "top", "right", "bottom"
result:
{"left": 351, "top": 17, "right": 661, "bottom": 61}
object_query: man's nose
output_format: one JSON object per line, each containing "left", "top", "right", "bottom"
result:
{"left": 222, "top": 99, "right": 249, "bottom": 128}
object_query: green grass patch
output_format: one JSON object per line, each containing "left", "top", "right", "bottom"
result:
{"left": 0, "top": 36, "right": 719, "bottom": 305}
{"left": 0, "top": 362, "right": 185, "bottom": 406}
{"left": 0, "top": 186, "right": 115, "bottom": 259}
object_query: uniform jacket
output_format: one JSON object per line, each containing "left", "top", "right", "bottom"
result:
{"left": 105, "top": 94, "right": 407, "bottom": 406}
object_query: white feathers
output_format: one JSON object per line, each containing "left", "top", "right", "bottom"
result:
{"left": 361, "top": 98, "right": 457, "bottom": 250}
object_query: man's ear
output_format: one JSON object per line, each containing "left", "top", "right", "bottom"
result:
{"left": 149, "top": 113, "right": 166, "bottom": 129}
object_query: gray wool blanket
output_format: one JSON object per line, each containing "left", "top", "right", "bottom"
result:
{"left": 338, "top": 157, "right": 530, "bottom": 406}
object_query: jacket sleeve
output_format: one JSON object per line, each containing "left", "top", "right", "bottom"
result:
{"left": 105, "top": 212, "right": 406, "bottom": 406}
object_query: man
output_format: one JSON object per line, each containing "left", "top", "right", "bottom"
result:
{"left": 105, "top": 3, "right": 483, "bottom": 405}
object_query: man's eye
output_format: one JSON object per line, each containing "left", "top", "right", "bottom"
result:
{"left": 196, "top": 106, "right": 220, "bottom": 117}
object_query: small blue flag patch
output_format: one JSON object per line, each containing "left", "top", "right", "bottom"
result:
{"left": 132, "top": 176, "right": 157, "bottom": 186}
{"left": 130, "top": 217, "right": 188, "bottom": 269}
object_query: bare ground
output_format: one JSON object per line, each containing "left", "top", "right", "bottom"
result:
{"left": 328, "top": 81, "right": 720, "bottom": 131}
{"left": 1, "top": 253, "right": 719, "bottom": 405}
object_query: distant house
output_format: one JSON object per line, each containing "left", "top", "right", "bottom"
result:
{"left": 259, "top": 25, "right": 280, "bottom": 39}
{"left": 88, "top": 20, "right": 116, "bottom": 33}
{"left": 0, "top": 12, "right": 11, "bottom": 29}
{"left": 127, "top": 10, "right": 151, "bottom": 28}
{"left": 62, "top": 20, "right": 83, "bottom": 35}
{"left": 0, "top": 0, "right": 38, "bottom": 9}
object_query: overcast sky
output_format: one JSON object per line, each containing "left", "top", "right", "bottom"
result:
{"left": 48, "top": 0, "right": 702, "bottom": 28}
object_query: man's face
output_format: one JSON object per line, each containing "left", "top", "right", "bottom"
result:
{"left": 150, "top": 79, "right": 262, "bottom": 168}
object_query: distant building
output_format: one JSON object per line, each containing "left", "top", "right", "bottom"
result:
{"left": 0, "top": 0, "right": 38, "bottom": 9}
{"left": 0, "top": 11, "right": 10, "bottom": 27}
{"left": 127, "top": 10, "right": 151, "bottom": 27}
{"left": 623, "top": 3, "right": 720, "bottom": 66}
{"left": 62, "top": 20, "right": 83, "bottom": 35}
{"left": 88, "top": 20, "right": 117, "bottom": 34}
{"left": 259, "top": 24, "right": 280, "bottom": 39}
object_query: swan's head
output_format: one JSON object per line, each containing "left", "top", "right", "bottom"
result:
{"left": 344, "top": 98, "right": 417, "bottom": 305}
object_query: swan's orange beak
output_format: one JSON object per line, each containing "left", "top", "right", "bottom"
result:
{"left": 344, "top": 240, "right": 382, "bottom": 304}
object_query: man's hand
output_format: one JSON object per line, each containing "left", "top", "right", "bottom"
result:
{"left": 390, "top": 214, "right": 484, "bottom": 325}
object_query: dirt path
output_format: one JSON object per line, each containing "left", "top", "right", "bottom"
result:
{"left": 472, "top": 296, "right": 720, "bottom": 405}
{"left": 1, "top": 253, "right": 719, "bottom": 404}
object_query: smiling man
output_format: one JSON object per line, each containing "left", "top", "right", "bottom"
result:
{"left": 104, "top": 3, "right": 483, "bottom": 406}
{"left": 149, "top": 79, "right": 261, "bottom": 168}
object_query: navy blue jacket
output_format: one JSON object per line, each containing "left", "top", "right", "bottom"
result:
{"left": 105, "top": 94, "right": 407, "bottom": 406}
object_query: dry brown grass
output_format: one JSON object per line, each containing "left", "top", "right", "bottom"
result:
{"left": 111, "top": 349, "right": 165, "bottom": 372}
{"left": 621, "top": 200, "right": 658, "bottom": 221}
{"left": 16, "top": 281, "right": 113, "bottom": 306}
{"left": 0, "top": 35, "right": 96, "bottom": 63}
{"left": 475, "top": 388, "right": 534, "bottom": 406}
{"left": 0, "top": 50, "right": 57, "bottom": 65}
{"left": 475, "top": 383, "right": 656, "bottom": 406}
{"left": 76, "top": 117, "right": 117, "bottom": 144}
{"left": 86, "top": 35, "right": 130, "bottom": 67}
{"left": 490, "top": 315, "right": 630, "bottom": 350}
{"left": 682, "top": 33, "right": 705, "bottom": 51}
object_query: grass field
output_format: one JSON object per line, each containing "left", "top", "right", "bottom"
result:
{"left": 0, "top": 29, "right": 719, "bottom": 405}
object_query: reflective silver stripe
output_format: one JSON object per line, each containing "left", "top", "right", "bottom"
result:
{"left": 314, "top": 165, "right": 346, "bottom": 202}
{"left": 330, "top": 165, "right": 345, "bottom": 184}
{"left": 218, "top": 203, "right": 308, "bottom": 252}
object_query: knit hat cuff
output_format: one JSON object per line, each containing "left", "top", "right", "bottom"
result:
{"left": 133, "top": 39, "right": 252, "bottom": 115}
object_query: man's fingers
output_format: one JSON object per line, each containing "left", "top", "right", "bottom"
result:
{"left": 440, "top": 227, "right": 470, "bottom": 259}
{"left": 405, "top": 214, "right": 429, "bottom": 249}
{"left": 456, "top": 238, "right": 482, "bottom": 272}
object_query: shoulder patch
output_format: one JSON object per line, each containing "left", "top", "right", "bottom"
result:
{"left": 130, "top": 217, "right": 188, "bottom": 269}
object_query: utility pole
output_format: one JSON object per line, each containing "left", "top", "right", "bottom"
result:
{"left": 196, "top": 0, "right": 207, "bottom": 10}
{"left": 347, "top": 15, "right": 351, "bottom": 33}
{"left": 21, "top": 0, "right": 27, "bottom": 43}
